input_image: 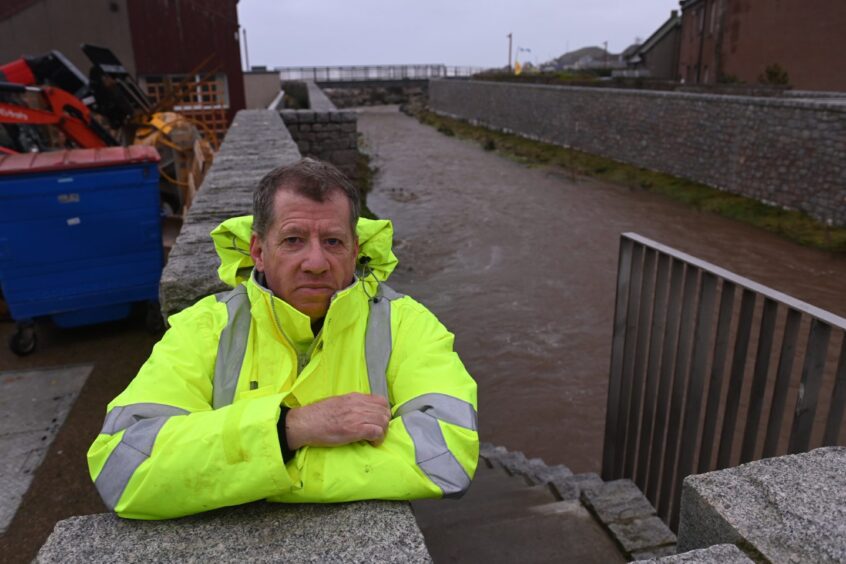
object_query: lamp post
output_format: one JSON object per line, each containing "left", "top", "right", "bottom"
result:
{"left": 507, "top": 33, "right": 513, "bottom": 71}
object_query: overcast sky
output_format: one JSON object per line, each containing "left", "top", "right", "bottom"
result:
{"left": 237, "top": 0, "right": 682, "bottom": 70}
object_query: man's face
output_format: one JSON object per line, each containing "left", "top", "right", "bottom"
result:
{"left": 250, "top": 188, "right": 359, "bottom": 321}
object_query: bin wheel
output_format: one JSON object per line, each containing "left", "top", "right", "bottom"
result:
{"left": 9, "top": 324, "right": 37, "bottom": 356}
{"left": 145, "top": 303, "right": 165, "bottom": 335}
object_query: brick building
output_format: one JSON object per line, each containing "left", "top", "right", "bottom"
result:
{"left": 0, "top": 0, "right": 246, "bottom": 135}
{"left": 678, "top": 0, "right": 846, "bottom": 91}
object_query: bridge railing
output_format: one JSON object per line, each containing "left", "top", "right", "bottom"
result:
{"left": 602, "top": 233, "right": 846, "bottom": 530}
{"left": 277, "top": 65, "right": 483, "bottom": 82}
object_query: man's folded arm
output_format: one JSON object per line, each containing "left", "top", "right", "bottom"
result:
{"left": 86, "top": 299, "right": 294, "bottom": 520}
{"left": 273, "top": 299, "right": 479, "bottom": 503}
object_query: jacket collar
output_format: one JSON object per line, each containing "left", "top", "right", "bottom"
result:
{"left": 247, "top": 269, "right": 365, "bottom": 348}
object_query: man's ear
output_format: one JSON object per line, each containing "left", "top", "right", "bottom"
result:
{"left": 249, "top": 233, "right": 265, "bottom": 272}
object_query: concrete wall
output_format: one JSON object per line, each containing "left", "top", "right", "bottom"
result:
{"left": 429, "top": 79, "right": 846, "bottom": 227}
{"left": 244, "top": 71, "right": 281, "bottom": 109}
{"left": 0, "top": 0, "right": 136, "bottom": 76}
{"left": 280, "top": 110, "right": 358, "bottom": 180}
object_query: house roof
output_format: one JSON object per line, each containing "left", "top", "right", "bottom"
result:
{"left": 630, "top": 10, "right": 681, "bottom": 59}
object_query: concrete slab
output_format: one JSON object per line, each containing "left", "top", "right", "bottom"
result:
{"left": 37, "top": 500, "right": 430, "bottom": 563}
{"left": 0, "top": 365, "right": 92, "bottom": 533}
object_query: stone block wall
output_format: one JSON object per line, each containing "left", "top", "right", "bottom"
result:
{"left": 322, "top": 83, "right": 427, "bottom": 108}
{"left": 429, "top": 79, "right": 846, "bottom": 227}
{"left": 280, "top": 110, "right": 359, "bottom": 180}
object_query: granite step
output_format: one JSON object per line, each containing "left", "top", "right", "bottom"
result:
{"left": 413, "top": 483, "right": 559, "bottom": 528}
{"left": 419, "top": 501, "right": 627, "bottom": 564}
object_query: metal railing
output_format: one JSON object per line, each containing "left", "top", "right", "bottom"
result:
{"left": 276, "top": 65, "right": 482, "bottom": 82}
{"left": 602, "top": 233, "right": 846, "bottom": 530}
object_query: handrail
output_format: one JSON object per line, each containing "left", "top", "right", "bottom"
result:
{"left": 603, "top": 233, "right": 846, "bottom": 531}
{"left": 276, "top": 65, "right": 483, "bottom": 82}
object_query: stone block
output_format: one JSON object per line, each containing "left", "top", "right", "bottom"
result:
{"left": 297, "top": 111, "right": 315, "bottom": 123}
{"left": 316, "top": 112, "right": 330, "bottom": 123}
{"left": 550, "top": 472, "right": 603, "bottom": 500}
{"left": 677, "top": 447, "right": 846, "bottom": 563}
{"left": 608, "top": 516, "right": 676, "bottom": 555}
{"left": 279, "top": 110, "right": 298, "bottom": 123}
{"left": 631, "top": 544, "right": 752, "bottom": 564}
{"left": 37, "top": 501, "right": 431, "bottom": 563}
{"left": 581, "top": 479, "right": 657, "bottom": 524}
{"left": 629, "top": 544, "right": 677, "bottom": 561}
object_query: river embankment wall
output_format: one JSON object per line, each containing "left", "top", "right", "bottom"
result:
{"left": 429, "top": 79, "right": 846, "bottom": 227}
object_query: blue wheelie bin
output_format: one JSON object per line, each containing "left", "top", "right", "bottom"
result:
{"left": 0, "top": 146, "right": 162, "bottom": 355}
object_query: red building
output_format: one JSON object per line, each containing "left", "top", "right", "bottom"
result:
{"left": 678, "top": 0, "right": 846, "bottom": 91}
{"left": 0, "top": 0, "right": 245, "bottom": 136}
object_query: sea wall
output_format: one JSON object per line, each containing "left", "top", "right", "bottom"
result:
{"left": 429, "top": 79, "right": 846, "bottom": 227}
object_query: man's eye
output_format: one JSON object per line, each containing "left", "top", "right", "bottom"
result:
{"left": 325, "top": 238, "right": 342, "bottom": 247}
{"left": 282, "top": 236, "right": 303, "bottom": 245}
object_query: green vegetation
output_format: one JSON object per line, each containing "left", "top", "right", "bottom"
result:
{"left": 473, "top": 70, "right": 601, "bottom": 86}
{"left": 758, "top": 63, "right": 790, "bottom": 86}
{"left": 412, "top": 108, "right": 846, "bottom": 253}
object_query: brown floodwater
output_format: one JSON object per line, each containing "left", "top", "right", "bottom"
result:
{"left": 358, "top": 105, "right": 846, "bottom": 473}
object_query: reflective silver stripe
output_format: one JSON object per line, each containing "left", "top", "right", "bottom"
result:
{"left": 214, "top": 285, "right": 251, "bottom": 408}
{"left": 101, "top": 403, "right": 188, "bottom": 435}
{"left": 402, "top": 410, "right": 471, "bottom": 498}
{"left": 395, "top": 393, "right": 477, "bottom": 431}
{"left": 365, "top": 283, "right": 403, "bottom": 403}
{"left": 94, "top": 417, "right": 170, "bottom": 510}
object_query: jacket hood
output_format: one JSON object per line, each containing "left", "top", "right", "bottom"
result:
{"left": 210, "top": 215, "right": 399, "bottom": 288}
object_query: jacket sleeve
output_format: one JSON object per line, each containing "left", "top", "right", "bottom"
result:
{"left": 86, "top": 297, "right": 293, "bottom": 520}
{"left": 272, "top": 297, "right": 479, "bottom": 503}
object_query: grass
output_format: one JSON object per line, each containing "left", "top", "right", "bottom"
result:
{"left": 411, "top": 108, "right": 846, "bottom": 253}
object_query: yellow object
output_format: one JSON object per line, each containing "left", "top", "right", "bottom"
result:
{"left": 87, "top": 216, "right": 479, "bottom": 519}
{"left": 514, "top": 61, "right": 523, "bottom": 75}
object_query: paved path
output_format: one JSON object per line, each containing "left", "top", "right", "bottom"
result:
{"left": 359, "top": 105, "right": 846, "bottom": 472}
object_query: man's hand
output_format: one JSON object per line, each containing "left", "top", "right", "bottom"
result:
{"left": 285, "top": 393, "right": 391, "bottom": 450}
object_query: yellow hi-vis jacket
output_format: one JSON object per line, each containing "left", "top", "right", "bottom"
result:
{"left": 87, "top": 215, "right": 479, "bottom": 519}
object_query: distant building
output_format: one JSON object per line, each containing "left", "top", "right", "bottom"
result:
{"left": 678, "top": 0, "right": 846, "bottom": 91}
{"left": 0, "top": 0, "right": 246, "bottom": 134}
{"left": 543, "top": 46, "right": 627, "bottom": 72}
{"left": 624, "top": 11, "right": 681, "bottom": 80}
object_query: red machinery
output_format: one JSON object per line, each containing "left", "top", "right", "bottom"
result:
{"left": 0, "top": 81, "right": 115, "bottom": 149}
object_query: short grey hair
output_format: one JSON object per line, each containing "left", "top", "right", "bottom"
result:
{"left": 253, "top": 157, "right": 361, "bottom": 239}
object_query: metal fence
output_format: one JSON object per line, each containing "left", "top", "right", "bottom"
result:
{"left": 276, "top": 65, "right": 482, "bottom": 82}
{"left": 602, "top": 233, "right": 846, "bottom": 530}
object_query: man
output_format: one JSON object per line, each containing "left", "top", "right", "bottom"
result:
{"left": 87, "top": 158, "right": 478, "bottom": 519}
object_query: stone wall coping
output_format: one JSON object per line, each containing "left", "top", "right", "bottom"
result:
{"left": 677, "top": 446, "right": 846, "bottom": 563}
{"left": 431, "top": 78, "right": 846, "bottom": 113}
{"left": 37, "top": 501, "right": 431, "bottom": 563}
{"left": 304, "top": 79, "right": 338, "bottom": 111}
{"left": 159, "top": 109, "right": 301, "bottom": 317}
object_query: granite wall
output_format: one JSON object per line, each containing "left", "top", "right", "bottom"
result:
{"left": 280, "top": 110, "right": 359, "bottom": 180}
{"left": 429, "top": 79, "right": 846, "bottom": 227}
{"left": 159, "top": 109, "right": 301, "bottom": 318}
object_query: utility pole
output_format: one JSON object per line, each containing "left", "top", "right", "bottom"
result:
{"left": 603, "top": 40, "right": 608, "bottom": 68}
{"left": 243, "top": 28, "right": 250, "bottom": 71}
{"left": 507, "top": 33, "right": 513, "bottom": 70}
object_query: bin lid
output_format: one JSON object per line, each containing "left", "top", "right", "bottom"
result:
{"left": 0, "top": 146, "right": 160, "bottom": 176}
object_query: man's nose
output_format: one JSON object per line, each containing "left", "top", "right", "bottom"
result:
{"left": 301, "top": 240, "right": 330, "bottom": 274}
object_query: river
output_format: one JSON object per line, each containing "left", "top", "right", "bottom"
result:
{"left": 359, "top": 105, "right": 846, "bottom": 472}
